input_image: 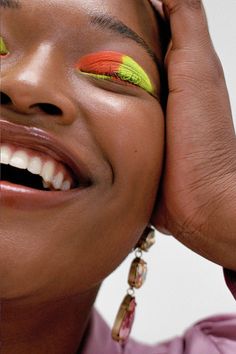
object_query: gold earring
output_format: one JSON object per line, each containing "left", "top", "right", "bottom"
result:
{"left": 111, "top": 226, "right": 155, "bottom": 344}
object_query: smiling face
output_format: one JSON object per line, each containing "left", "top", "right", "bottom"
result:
{"left": 0, "top": 0, "right": 165, "bottom": 301}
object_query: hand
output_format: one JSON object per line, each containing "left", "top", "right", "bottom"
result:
{"left": 150, "top": 0, "right": 236, "bottom": 270}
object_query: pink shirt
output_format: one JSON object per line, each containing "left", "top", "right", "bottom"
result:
{"left": 82, "top": 270, "right": 236, "bottom": 354}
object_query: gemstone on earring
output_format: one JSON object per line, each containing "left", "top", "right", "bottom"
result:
{"left": 136, "top": 227, "right": 155, "bottom": 252}
{"left": 112, "top": 294, "right": 136, "bottom": 344}
{"left": 128, "top": 258, "right": 147, "bottom": 289}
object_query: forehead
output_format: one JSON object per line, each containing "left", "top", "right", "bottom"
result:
{"left": 3, "top": 0, "right": 160, "bottom": 56}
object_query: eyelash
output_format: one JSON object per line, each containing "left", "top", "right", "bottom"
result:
{"left": 0, "top": 43, "right": 156, "bottom": 97}
{"left": 76, "top": 51, "right": 155, "bottom": 95}
{"left": 78, "top": 67, "right": 154, "bottom": 97}
{"left": 84, "top": 70, "right": 142, "bottom": 87}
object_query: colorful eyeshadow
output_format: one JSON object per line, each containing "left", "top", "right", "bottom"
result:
{"left": 75, "top": 51, "right": 155, "bottom": 95}
{"left": 0, "top": 37, "right": 9, "bottom": 56}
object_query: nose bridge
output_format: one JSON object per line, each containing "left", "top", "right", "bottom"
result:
{"left": 1, "top": 43, "right": 77, "bottom": 125}
{"left": 4, "top": 43, "right": 57, "bottom": 99}
{"left": 16, "top": 43, "right": 55, "bottom": 91}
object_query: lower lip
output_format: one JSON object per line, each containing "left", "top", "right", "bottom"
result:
{"left": 0, "top": 181, "right": 88, "bottom": 210}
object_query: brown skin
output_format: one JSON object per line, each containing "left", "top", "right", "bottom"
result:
{"left": 151, "top": 0, "right": 236, "bottom": 271}
{"left": 1, "top": 0, "right": 164, "bottom": 352}
{"left": 1, "top": 0, "right": 236, "bottom": 352}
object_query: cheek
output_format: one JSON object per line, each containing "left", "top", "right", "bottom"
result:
{"left": 0, "top": 93, "right": 164, "bottom": 301}
{"left": 93, "top": 95, "right": 163, "bottom": 174}
{"left": 80, "top": 94, "right": 164, "bottom": 275}
{"left": 85, "top": 92, "right": 164, "bottom": 223}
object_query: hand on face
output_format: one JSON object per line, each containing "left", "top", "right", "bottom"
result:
{"left": 150, "top": 0, "right": 236, "bottom": 270}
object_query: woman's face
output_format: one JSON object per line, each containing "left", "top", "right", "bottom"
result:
{"left": 1, "top": 0, "right": 164, "bottom": 301}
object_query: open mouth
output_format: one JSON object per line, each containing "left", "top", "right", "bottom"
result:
{"left": 1, "top": 143, "right": 79, "bottom": 192}
{"left": 0, "top": 120, "right": 93, "bottom": 195}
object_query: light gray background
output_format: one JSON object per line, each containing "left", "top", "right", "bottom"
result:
{"left": 96, "top": 0, "right": 236, "bottom": 344}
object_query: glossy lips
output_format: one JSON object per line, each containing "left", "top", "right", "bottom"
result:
{"left": 75, "top": 51, "right": 155, "bottom": 95}
{"left": 0, "top": 120, "right": 93, "bottom": 209}
{"left": 0, "top": 120, "right": 92, "bottom": 191}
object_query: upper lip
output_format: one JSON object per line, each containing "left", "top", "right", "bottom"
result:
{"left": 0, "top": 119, "right": 92, "bottom": 188}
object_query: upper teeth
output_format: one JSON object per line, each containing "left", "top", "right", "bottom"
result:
{"left": 0, "top": 144, "right": 73, "bottom": 191}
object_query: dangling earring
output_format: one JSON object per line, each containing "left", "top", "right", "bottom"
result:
{"left": 111, "top": 226, "right": 156, "bottom": 344}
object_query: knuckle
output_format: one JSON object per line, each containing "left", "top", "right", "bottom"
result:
{"left": 169, "top": 49, "right": 225, "bottom": 88}
{"left": 204, "top": 54, "right": 225, "bottom": 85}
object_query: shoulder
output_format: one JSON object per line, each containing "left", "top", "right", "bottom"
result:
{"left": 81, "top": 309, "right": 236, "bottom": 354}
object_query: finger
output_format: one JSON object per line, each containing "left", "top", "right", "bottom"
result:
{"left": 152, "top": 0, "right": 211, "bottom": 50}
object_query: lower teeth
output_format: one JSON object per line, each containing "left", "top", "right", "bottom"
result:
{"left": 42, "top": 181, "right": 51, "bottom": 189}
{"left": 42, "top": 180, "right": 71, "bottom": 191}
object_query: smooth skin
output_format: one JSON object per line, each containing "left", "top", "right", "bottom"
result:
{"left": 1, "top": 1, "right": 164, "bottom": 353}
{"left": 151, "top": 0, "right": 236, "bottom": 271}
{"left": 0, "top": 0, "right": 235, "bottom": 353}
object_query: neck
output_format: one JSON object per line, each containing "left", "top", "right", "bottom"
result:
{"left": 0, "top": 287, "right": 100, "bottom": 354}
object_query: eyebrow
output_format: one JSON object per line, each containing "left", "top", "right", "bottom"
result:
{"left": 0, "top": 3, "right": 162, "bottom": 72}
{"left": 90, "top": 14, "right": 163, "bottom": 76}
{"left": 0, "top": 0, "right": 20, "bottom": 8}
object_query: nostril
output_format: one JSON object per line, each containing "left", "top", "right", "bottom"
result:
{"left": 0, "top": 91, "right": 63, "bottom": 117}
{"left": 0, "top": 92, "right": 12, "bottom": 105}
{"left": 31, "top": 103, "right": 63, "bottom": 116}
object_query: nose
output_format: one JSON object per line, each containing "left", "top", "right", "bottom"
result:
{"left": 1, "top": 44, "right": 77, "bottom": 125}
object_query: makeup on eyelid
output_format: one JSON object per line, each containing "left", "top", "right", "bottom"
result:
{"left": 0, "top": 37, "right": 9, "bottom": 56}
{"left": 75, "top": 51, "right": 155, "bottom": 96}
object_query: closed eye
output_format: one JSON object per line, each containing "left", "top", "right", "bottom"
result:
{"left": 75, "top": 51, "right": 156, "bottom": 96}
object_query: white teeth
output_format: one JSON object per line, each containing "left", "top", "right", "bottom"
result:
{"left": 0, "top": 145, "right": 12, "bottom": 164}
{"left": 61, "top": 180, "right": 71, "bottom": 191}
{"left": 9, "top": 150, "right": 29, "bottom": 169}
{"left": 0, "top": 144, "right": 73, "bottom": 191}
{"left": 52, "top": 172, "right": 64, "bottom": 190}
{"left": 27, "top": 156, "right": 42, "bottom": 175}
{"left": 41, "top": 160, "right": 55, "bottom": 183}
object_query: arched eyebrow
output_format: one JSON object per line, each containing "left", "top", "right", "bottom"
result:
{"left": 0, "top": 2, "right": 162, "bottom": 70}
{"left": 0, "top": 2, "right": 163, "bottom": 82}
{"left": 90, "top": 14, "right": 163, "bottom": 76}
{"left": 0, "top": 0, "right": 20, "bottom": 8}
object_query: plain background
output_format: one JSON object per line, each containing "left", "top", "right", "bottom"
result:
{"left": 96, "top": 0, "right": 236, "bottom": 344}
